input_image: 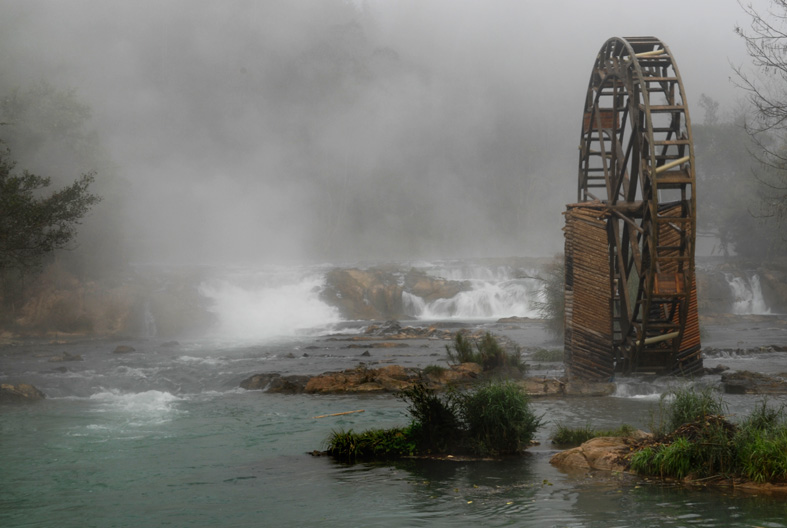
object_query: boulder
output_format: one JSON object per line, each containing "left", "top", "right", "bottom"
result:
{"left": 48, "top": 351, "right": 83, "bottom": 362}
{"left": 112, "top": 345, "right": 136, "bottom": 354}
{"left": 403, "top": 269, "right": 471, "bottom": 302}
{"left": 239, "top": 373, "right": 310, "bottom": 394}
{"left": 320, "top": 269, "right": 404, "bottom": 320}
{"left": 550, "top": 434, "right": 649, "bottom": 472}
{"left": 721, "top": 370, "right": 787, "bottom": 394}
{"left": 0, "top": 383, "right": 46, "bottom": 403}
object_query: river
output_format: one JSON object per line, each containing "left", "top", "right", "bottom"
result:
{"left": 2, "top": 263, "right": 787, "bottom": 527}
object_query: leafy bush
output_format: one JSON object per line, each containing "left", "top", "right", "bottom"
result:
{"left": 397, "top": 382, "right": 462, "bottom": 454}
{"left": 326, "top": 427, "right": 416, "bottom": 462}
{"left": 530, "top": 348, "right": 564, "bottom": 363}
{"left": 459, "top": 381, "right": 542, "bottom": 456}
{"left": 445, "top": 332, "right": 524, "bottom": 372}
{"left": 631, "top": 396, "right": 787, "bottom": 483}
{"left": 422, "top": 364, "right": 447, "bottom": 377}
{"left": 325, "top": 380, "right": 542, "bottom": 460}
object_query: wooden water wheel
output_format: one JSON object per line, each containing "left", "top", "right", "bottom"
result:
{"left": 564, "top": 37, "right": 701, "bottom": 379}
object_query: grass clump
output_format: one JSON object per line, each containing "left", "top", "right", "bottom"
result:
{"left": 326, "top": 427, "right": 416, "bottom": 463}
{"left": 630, "top": 391, "right": 787, "bottom": 484}
{"left": 445, "top": 332, "right": 524, "bottom": 372}
{"left": 325, "top": 381, "right": 542, "bottom": 461}
{"left": 551, "top": 423, "right": 636, "bottom": 447}
{"left": 459, "top": 381, "right": 542, "bottom": 456}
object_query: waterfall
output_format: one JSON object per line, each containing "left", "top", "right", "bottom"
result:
{"left": 143, "top": 301, "right": 158, "bottom": 338}
{"left": 402, "top": 262, "right": 543, "bottom": 320}
{"left": 726, "top": 272, "right": 771, "bottom": 315}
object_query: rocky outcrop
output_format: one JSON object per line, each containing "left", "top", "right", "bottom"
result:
{"left": 0, "top": 383, "right": 46, "bottom": 403}
{"left": 517, "top": 378, "right": 615, "bottom": 398}
{"left": 550, "top": 434, "right": 650, "bottom": 472}
{"left": 3, "top": 262, "right": 215, "bottom": 339}
{"left": 320, "top": 268, "right": 404, "bottom": 320}
{"left": 721, "top": 370, "right": 787, "bottom": 394}
{"left": 239, "top": 373, "right": 311, "bottom": 393}
{"left": 319, "top": 268, "right": 472, "bottom": 320}
{"left": 305, "top": 365, "right": 420, "bottom": 394}
{"left": 403, "top": 269, "right": 471, "bottom": 302}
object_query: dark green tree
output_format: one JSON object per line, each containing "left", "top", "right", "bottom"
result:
{"left": 0, "top": 147, "right": 101, "bottom": 273}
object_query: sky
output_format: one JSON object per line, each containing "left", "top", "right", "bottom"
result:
{"left": 0, "top": 0, "right": 769, "bottom": 265}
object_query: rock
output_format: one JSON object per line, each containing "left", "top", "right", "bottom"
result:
{"left": 48, "top": 351, "right": 83, "bottom": 362}
{"left": 550, "top": 434, "right": 648, "bottom": 472}
{"left": 364, "top": 320, "right": 403, "bottom": 336}
{"left": 721, "top": 370, "right": 787, "bottom": 394}
{"left": 403, "top": 269, "right": 471, "bottom": 302}
{"left": 346, "top": 342, "right": 409, "bottom": 349}
{"left": 320, "top": 268, "right": 404, "bottom": 320}
{"left": 564, "top": 380, "right": 616, "bottom": 397}
{"left": 518, "top": 377, "right": 565, "bottom": 396}
{"left": 112, "top": 345, "right": 136, "bottom": 354}
{"left": 703, "top": 364, "right": 730, "bottom": 375}
{"left": 239, "top": 373, "right": 310, "bottom": 394}
{"left": 360, "top": 350, "right": 371, "bottom": 357}
{"left": 161, "top": 340, "right": 180, "bottom": 347}
{"left": 0, "top": 383, "right": 46, "bottom": 403}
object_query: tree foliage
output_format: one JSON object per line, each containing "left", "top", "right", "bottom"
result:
{"left": 0, "top": 147, "right": 101, "bottom": 273}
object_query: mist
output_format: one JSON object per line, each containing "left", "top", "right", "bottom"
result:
{"left": 0, "top": 0, "right": 761, "bottom": 266}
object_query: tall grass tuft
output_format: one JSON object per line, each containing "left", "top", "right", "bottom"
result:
{"left": 445, "top": 332, "right": 524, "bottom": 372}
{"left": 459, "top": 381, "right": 542, "bottom": 456}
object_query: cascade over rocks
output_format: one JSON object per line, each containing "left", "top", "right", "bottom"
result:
{"left": 319, "top": 267, "right": 471, "bottom": 320}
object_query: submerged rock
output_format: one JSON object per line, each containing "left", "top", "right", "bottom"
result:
{"left": 0, "top": 383, "right": 46, "bottom": 403}
{"left": 721, "top": 370, "right": 787, "bottom": 394}
{"left": 48, "top": 351, "right": 83, "bottom": 362}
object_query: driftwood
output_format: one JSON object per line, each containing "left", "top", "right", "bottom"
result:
{"left": 313, "top": 410, "right": 365, "bottom": 419}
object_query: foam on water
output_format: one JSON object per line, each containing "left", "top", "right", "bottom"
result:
{"left": 88, "top": 389, "right": 183, "bottom": 423}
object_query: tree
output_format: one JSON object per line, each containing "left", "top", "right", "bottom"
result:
{"left": 734, "top": 0, "right": 787, "bottom": 228}
{"left": 0, "top": 146, "right": 101, "bottom": 273}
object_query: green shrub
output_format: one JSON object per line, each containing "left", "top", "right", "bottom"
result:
{"left": 737, "top": 431, "right": 787, "bottom": 483}
{"left": 530, "top": 348, "right": 564, "bottom": 363}
{"left": 397, "top": 382, "right": 462, "bottom": 454}
{"left": 459, "top": 381, "right": 542, "bottom": 456}
{"left": 445, "top": 333, "right": 477, "bottom": 364}
{"left": 326, "top": 380, "right": 543, "bottom": 461}
{"left": 445, "top": 332, "right": 524, "bottom": 372}
{"left": 326, "top": 427, "right": 416, "bottom": 462}
{"left": 422, "top": 364, "right": 447, "bottom": 377}
{"left": 631, "top": 397, "right": 787, "bottom": 483}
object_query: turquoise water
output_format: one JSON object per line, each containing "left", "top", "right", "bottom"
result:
{"left": 3, "top": 315, "right": 787, "bottom": 526}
